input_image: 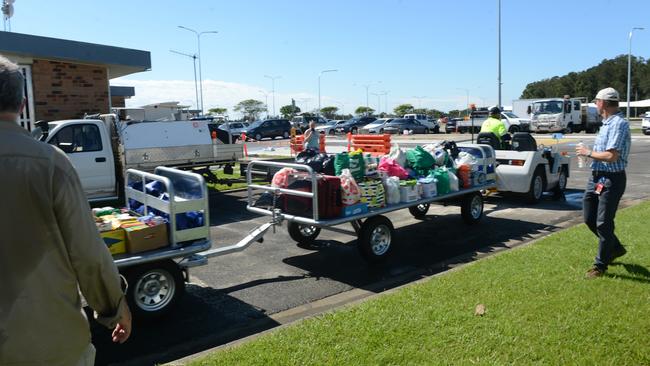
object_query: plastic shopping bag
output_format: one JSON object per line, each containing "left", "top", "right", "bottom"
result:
{"left": 339, "top": 169, "right": 361, "bottom": 205}
{"left": 384, "top": 176, "right": 401, "bottom": 205}
{"left": 334, "top": 152, "right": 350, "bottom": 176}
{"left": 272, "top": 167, "right": 298, "bottom": 188}
{"left": 388, "top": 144, "right": 407, "bottom": 167}
{"left": 378, "top": 157, "right": 409, "bottom": 179}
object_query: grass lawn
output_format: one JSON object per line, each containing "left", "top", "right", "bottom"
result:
{"left": 205, "top": 163, "right": 266, "bottom": 191}
{"left": 191, "top": 201, "right": 650, "bottom": 365}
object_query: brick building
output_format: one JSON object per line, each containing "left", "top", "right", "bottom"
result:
{"left": 0, "top": 31, "right": 150, "bottom": 131}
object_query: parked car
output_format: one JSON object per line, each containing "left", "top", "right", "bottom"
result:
{"left": 290, "top": 115, "right": 328, "bottom": 131}
{"left": 360, "top": 118, "right": 393, "bottom": 133}
{"left": 403, "top": 113, "right": 439, "bottom": 133}
{"left": 218, "top": 121, "right": 250, "bottom": 140}
{"left": 315, "top": 119, "right": 346, "bottom": 135}
{"left": 245, "top": 119, "right": 292, "bottom": 140}
{"left": 382, "top": 118, "right": 429, "bottom": 134}
{"left": 642, "top": 112, "right": 650, "bottom": 135}
{"left": 335, "top": 116, "right": 377, "bottom": 134}
{"left": 445, "top": 117, "right": 465, "bottom": 133}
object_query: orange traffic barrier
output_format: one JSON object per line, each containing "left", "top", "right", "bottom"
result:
{"left": 346, "top": 132, "right": 352, "bottom": 152}
{"left": 241, "top": 132, "right": 248, "bottom": 157}
{"left": 290, "top": 135, "right": 305, "bottom": 155}
{"left": 319, "top": 133, "right": 326, "bottom": 153}
{"left": 350, "top": 134, "right": 391, "bottom": 155}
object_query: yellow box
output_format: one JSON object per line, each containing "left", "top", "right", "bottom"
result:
{"left": 100, "top": 228, "right": 127, "bottom": 255}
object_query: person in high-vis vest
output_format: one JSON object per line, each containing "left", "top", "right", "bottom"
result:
{"left": 480, "top": 106, "right": 507, "bottom": 142}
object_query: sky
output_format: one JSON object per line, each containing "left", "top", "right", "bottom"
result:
{"left": 5, "top": 0, "right": 650, "bottom": 117}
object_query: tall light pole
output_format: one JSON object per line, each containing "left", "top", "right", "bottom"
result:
{"left": 178, "top": 26, "right": 218, "bottom": 115}
{"left": 372, "top": 91, "right": 387, "bottom": 115}
{"left": 381, "top": 90, "right": 390, "bottom": 115}
{"left": 318, "top": 69, "right": 338, "bottom": 118}
{"left": 170, "top": 50, "right": 199, "bottom": 111}
{"left": 357, "top": 81, "right": 381, "bottom": 115}
{"left": 456, "top": 88, "right": 470, "bottom": 115}
{"left": 627, "top": 27, "right": 644, "bottom": 120}
{"left": 412, "top": 95, "right": 427, "bottom": 110}
{"left": 264, "top": 75, "right": 281, "bottom": 117}
{"left": 259, "top": 90, "right": 269, "bottom": 118}
{"left": 497, "top": 0, "right": 502, "bottom": 108}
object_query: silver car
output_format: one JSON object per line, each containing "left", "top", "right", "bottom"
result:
{"left": 315, "top": 120, "right": 345, "bottom": 135}
{"left": 218, "top": 121, "right": 250, "bottom": 140}
{"left": 360, "top": 118, "right": 393, "bottom": 134}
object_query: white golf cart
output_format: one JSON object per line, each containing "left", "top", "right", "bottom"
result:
{"left": 476, "top": 132, "right": 570, "bottom": 203}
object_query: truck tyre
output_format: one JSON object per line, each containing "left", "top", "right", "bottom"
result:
{"left": 255, "top": 133, "right": 263, "bottom": 141}
{"left": 525, "top": 166, "right": 546, "bottom": 204}
{"left": 460, "top": 192, "right": 484, "bottom": 225}
{"left": 508, "top": 125, "right": 520, "bottom": 133}
{"left": 358, "top": 216, "right": 394, "bottom": 264}
{"left": 123, "top": 260, "right": 185, "bottom": 321}
{"left": 288, "top": 222, "right": 321, "bottom": 248}
{"left": 408, "top": 203, "right": 430, "bottom": 219}
{"left": 564, "top": 123, "right": 574, "bottom": 134}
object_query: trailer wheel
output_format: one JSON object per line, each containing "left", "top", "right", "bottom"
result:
{"left": 358, "top": 216, "right": 394, "bottom": 264}
{"left": 525, "top": 167, "right": 546, "bottom": 204}
{"left": 288, "top": 222, "right": 321, "bottom": 247}
{"left": 408, "top": 203, "right": 430, "bottom": 219}
{"left": 123, "top": 260, "right": 185, "bottom": 321}
{"left": 461, "top": 193, "right": 484, "bottom": 225}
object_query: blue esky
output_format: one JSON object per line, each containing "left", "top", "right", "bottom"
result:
{"left": 7, "top": 0, "right": 650, "bottom": 116}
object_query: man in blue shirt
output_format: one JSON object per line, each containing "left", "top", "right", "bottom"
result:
{"left": 576, "top": 87, "right": 631, "bottom": 278}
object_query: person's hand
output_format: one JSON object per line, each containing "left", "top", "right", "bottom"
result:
{"left": 575, "top": 145, "right": 590, "bottom": 157}
{"left": 112, "top": 303, "right": 132, "bottom": 343}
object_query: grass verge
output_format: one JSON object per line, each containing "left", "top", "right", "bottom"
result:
{"left": 206, "top": 163, "right": 266, "bottom": 191}
{"left": 190, "top": 201, "right": 650, "bottom": 365}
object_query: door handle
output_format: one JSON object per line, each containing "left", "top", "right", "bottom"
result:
{"left": 95, "top": 157, "right": 106, "bottom": 162}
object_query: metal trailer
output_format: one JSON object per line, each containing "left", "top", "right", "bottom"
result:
{"left": 114, "top": 167, "right": 271, "bottom": 319}
{"left": 245, "top": 160, "right": 497, "bottom": 264}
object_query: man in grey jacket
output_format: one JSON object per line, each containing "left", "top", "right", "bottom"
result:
{"left": 0, "top": 55, "right": 131, "bottom": 365}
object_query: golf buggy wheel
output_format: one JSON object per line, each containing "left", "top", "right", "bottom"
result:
{"left": 255, "top": 133, "right": 263, "bottom": 141}
{"left": 525, "top": 166, "right": 546, "bottom": 204}
{"left": 124, "top": 260, "right": 185, "bottom": 321}
{"left": 283, "top": 130, "right": 290, "bottom": 139}
{"left": 408, "top": 203, "right": 430, "bottom": 219}
{"left": 509, "top": 125, "right": 520, "bottom": 133}
{"left": 424, "top": 128, "right": 430, "bottom": 134}
{"left": 553, "top": 165, "right": 568, "bottom": 198}
{"left": 288, "top": 222, "right": 321, "bottom": 247}
{"left": 358, "top": 216, "right": 395, "bottom": 264}
{"left": 460, "top": 192, "right": 484, "bottom": 225}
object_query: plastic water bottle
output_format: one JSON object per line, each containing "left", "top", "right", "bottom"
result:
{"left": 577, "top": 141, "right": 586, "bottom": 168}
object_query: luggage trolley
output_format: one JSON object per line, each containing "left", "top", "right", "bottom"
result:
{"left": 246, "top": 154, "right": 497, "bottom": 264}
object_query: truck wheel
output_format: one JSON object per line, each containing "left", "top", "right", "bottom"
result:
{"left": 509, "top": 125, "right": 520, "bottom": 133}
{"left": 460, "top": 193, "right": 484, "bottom": 225}
{"left": 123, "top": 260, "right": 185, "bottom": 321}
{"left": 525, "top": 167, "right": 546, "bottom": 204}
{"left": 358, "top": 216, "right": 394, "bottom": 264}
{"left": 288, "top": 222, "right": 321, "bottom": 248}
{"left": 408, "top": 203, "right": 430, "bottom": 219}
{"left": 564, "top": 123, "right": 574, "bottom": 134}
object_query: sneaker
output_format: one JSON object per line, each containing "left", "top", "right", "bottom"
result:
{"left": 610, "top": 246, "right": 627, "bottom": 263}
{"left": 585, "top": 266, "right": 605, "bottom": 279}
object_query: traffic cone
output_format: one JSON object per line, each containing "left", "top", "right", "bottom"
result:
{"left": 241, "top": 132, "right": 248, "bottom": 157}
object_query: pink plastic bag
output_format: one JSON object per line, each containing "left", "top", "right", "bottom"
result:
{"left": 340, "top": 169, "right": 361, "bottom": 205}
{"left": 378, "top": 157, "right": 409, "bottom": 179}
{"left": 272, "top": 168, "right": 298, "bottom": 188}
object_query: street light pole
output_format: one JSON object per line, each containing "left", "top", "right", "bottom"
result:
{"left": 357, "top": 81, "right": 381, "bottom": 116}
{"left": 318, "top": 69, "right": 338, "bottom": 118}
{"left": 497, "top": 0, "right": 502, "bottom": 108}
{"left": 627, "top": 27, "right": 644, "bottom": 120}
{"left": 259, "top": 90, "right": 269, "bottom": 118}
{"left": 264, "top": 75, "right": 281, "bottom": 117}
{"left": 456, "top": 88, "right": 470, "bottom": 116}
{"left": 412, "top": 96, "right": 427, "bottom": 110}
{"left": 170, "top": 50, "right": 199, "bottom": 111}
{"left": 178, "top": 26, "right": 218, "bottom": 115}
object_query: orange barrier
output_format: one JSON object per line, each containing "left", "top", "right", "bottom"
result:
{"left": 290, "top": 133, "right": 328, "bottom": 155}
{"left": 241, "top": 132, "right": 248, "bottom": 157}
{"left": 319, "top": 133, "right": 326, "bottom": 153}
{"left": 349, "top": 134, "right": 391, "bottom": 155}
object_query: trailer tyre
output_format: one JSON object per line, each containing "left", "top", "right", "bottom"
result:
{"left": 288, "top": 222, "right": 321, "bottom": 248}
{"left": 124, "top": 260, "right": 185, "bottom": 321}
{"left": 408, "top": 203, "right": 430, "bottom": 219}
{"left": 461, "top": 193, "right": 484, "bottom": 225}
{"left": 526, "top": 167, "right": 546, "bottom": 204}
{"left": 358, "top": 216, "right": 394, "bottom": 264}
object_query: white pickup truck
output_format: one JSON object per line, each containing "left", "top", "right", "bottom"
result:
{"left": 31, "top": 114, "right": 243, "bottom": 201}
{"left": 450, "top": 109, "right": 530, "bottom": 134}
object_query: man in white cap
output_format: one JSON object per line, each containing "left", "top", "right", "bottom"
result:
{"left": 576, "top": 87, "right": 631, "bottom": 278}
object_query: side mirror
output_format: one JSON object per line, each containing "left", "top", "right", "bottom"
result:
{"left": 526, "top": 106, "right": 532, "bottom": 115}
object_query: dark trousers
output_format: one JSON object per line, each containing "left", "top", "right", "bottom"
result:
{"left": 582, "top": 171, "right": 626, "bottom": 270}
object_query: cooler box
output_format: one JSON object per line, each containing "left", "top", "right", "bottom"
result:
{"left": 283, "top": 175, "right": 343, "bottom": 219}
{"left": 125, "top": 223, "right": 169, "bottom": 254}
{"left": 418, "top": 181, "right": 437, "bottom": 198}
{"left": 101, "top": 229, "right": 126, "bottom": 256}
{"left": 399, "top": 185, "right": 419, "bottom": 203}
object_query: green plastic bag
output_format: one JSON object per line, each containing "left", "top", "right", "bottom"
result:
{"left": 334, "top": 152, "right": 350, "bottom": 176}
{"left": 348, "top": 151, "right": 366, "bottom": 181}
{"left": 406, "top": 146, "right": 435, "bottom": 176}
{"left": 432, "top": 167, "right": 450, "bottom": 195}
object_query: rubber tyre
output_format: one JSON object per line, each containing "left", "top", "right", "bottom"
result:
{"left": 564, "top": 123, "right": 574, "bottom": 134}
{"left": 329, "top": 129, "right": 335, "bottom": 135}
{"left": 423, "top": 128, "right": 429, "bottom": 134}
{"left": 434, "top": 126, "right": 440, "bottom": 134}
{"left": 509, "top": 125, "right": 520, "bottom": 133}
{"left": 288, "top": 222, "right": 321, "bottom": 247}
{"left": 283, "top": 131, "right": 290, "bottom": 139}
{"left": 255, "top": 133, "right": 263, "bottom": 141}
{"left": 123, "top": 260, "right": 185, "bottom": 321}
{"left": 553, "top": 165, "right": 568, "bottom": 198}
{"left": 379, "top": 128, "right": 384, "bottom": 134}
{"left": 408, "top": 203, "right": 430, "bottom": 219}
{"left": 460, "top": 193, "right": 484, "bottom": 225}
{"left": 525, "top": 167, "right": 546, "bottom": 204}
{"left": 358, "top": 216, "right": 395, "bottom": 264}
{"left": 351, "top": 127, "right": 358, "bottom": 134}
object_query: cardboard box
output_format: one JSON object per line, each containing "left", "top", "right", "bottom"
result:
{"left": 101, "top": 229, "right": 127, "bottom": 256}
{"left": 125, "top": 224, "right": 169, "bottom": 254}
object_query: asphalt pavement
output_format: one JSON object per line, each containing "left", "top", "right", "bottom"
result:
{"left": 93, "top": 133, "right": 650, "bottom": 366}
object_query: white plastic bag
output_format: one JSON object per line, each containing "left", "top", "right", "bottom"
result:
{"left": 448, "top": 170, "right": 459, "bottom": 192}
{"left": 455, "top": 151, "right": 478, "bottom": 170}
{"left": 384, "top": 176, "right": 401, "bottom": 205}
{"left": 388, "top": 144, "right": 407, "bottom": 167}
{"left": 340, "top": 169, "right": 361, "bottom": 205}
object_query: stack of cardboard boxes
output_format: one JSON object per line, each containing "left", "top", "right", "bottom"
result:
{"left": 94, "top": 207, "right": 169, "bottom": 256}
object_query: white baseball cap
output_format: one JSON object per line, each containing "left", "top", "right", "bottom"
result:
{"left": 594, "top": 87, "right": 620, "bottom": 101}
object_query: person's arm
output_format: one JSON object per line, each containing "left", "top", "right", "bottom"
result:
{"left": 576, "top": 145, "right": 619, "bottom": 162}
{"left": 304, "top": 128, "right": 312, "bottom": 140}
{"left": 51, "top": 150, "right": 131, "bottom": 343}
{"left": 576, "top": 120, "right": 627, "bottom": 163}
{"left": 497, "top": 121, "right": 507, "bottom": 137}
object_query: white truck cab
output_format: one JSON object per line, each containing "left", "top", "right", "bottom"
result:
{"left": 529, "top": 97, "right": 601, "bottom": 133}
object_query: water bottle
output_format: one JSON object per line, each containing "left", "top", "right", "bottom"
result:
{"left": 577, "top": 141, "right": 586, "bottom": 168}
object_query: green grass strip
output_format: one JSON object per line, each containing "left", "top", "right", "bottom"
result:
{"left": 191, "top": 201, "right": 650, "bottom": 365}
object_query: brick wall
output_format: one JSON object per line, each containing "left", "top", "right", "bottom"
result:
{"left": 31, "top": 59, "right": 109, "bottom": 120}
{"left": 111, "top": 96, "right": 126, "bottom": 108}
